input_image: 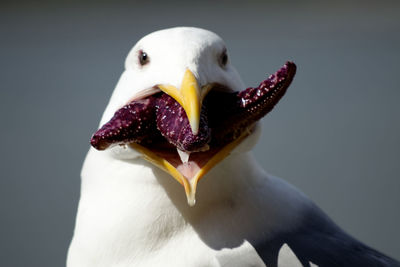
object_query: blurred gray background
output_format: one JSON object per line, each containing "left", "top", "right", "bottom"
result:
{"left": 1, "top": 0, "right": 399, "bottom": 266}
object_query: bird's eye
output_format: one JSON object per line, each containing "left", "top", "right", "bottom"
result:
{"left": 219, "top": 50, "right": 228, "bottom": 67}
{"left": 138, "top": 50, "right": 149, "bottom": 66}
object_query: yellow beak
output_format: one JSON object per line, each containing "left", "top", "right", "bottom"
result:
{"left": 129, "top": 69, "right": 254, "bottom": 206}
{"left": 158, "top": 69, "right": 211, "bottom": 135}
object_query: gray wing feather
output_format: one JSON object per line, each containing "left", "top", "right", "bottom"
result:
{"left": 254, "top": 205, "right": 400, "bottom": 267}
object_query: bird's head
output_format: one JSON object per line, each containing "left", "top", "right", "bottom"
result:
{"left": 91, "top": 27, "right": 296, "bottom": 206}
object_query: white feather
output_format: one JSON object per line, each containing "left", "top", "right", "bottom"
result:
{"left": 278, "top": 244, "right": 303, "bottom": 267}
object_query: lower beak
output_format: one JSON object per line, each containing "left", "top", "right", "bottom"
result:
{"left": 129, "top": 128, "right": 252, "bottom": 206}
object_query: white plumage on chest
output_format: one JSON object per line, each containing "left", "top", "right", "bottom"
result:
{"left": 68, "top": 147, "right": 307, "bottom": 267}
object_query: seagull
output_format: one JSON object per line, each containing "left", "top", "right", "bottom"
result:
{"left": 67, "top": 27, "right": 399, "bottom": 267}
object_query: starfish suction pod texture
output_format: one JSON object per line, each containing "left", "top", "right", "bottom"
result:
{"left": 91, "top": 62, "right": 296, "bottom": 152}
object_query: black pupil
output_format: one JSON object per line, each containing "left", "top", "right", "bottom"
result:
{"left": 221, "top": 52, "right": 227, "bottom": 66}
{"left": 140, "top": 51, "right": 148, "bottom": 65}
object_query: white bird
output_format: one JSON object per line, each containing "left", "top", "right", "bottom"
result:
{"left": 67, "top": 27, "right": 399, "bottom": 267}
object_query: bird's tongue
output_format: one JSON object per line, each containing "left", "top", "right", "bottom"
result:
{"left": 154, "top": 152, "right": 202, "bottom": 181}
{"left": 175, "top": 150, "right": 217, "bottom": 180}
{"left": 138, "top": 143, "right": 222, "bottom": 182}
{"left": 90, "top": 62, "right": 296, "bottom": 157}
{"left": 177, "top": 162, "right": 200, "bottom": 181}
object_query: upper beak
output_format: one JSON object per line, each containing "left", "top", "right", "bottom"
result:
{"left": 158, "top": 69, "right": 211, "bottom": 135}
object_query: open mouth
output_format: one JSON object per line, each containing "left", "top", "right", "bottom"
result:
{"left": 90, "top": 61, "right": 296, "bottom": 205}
